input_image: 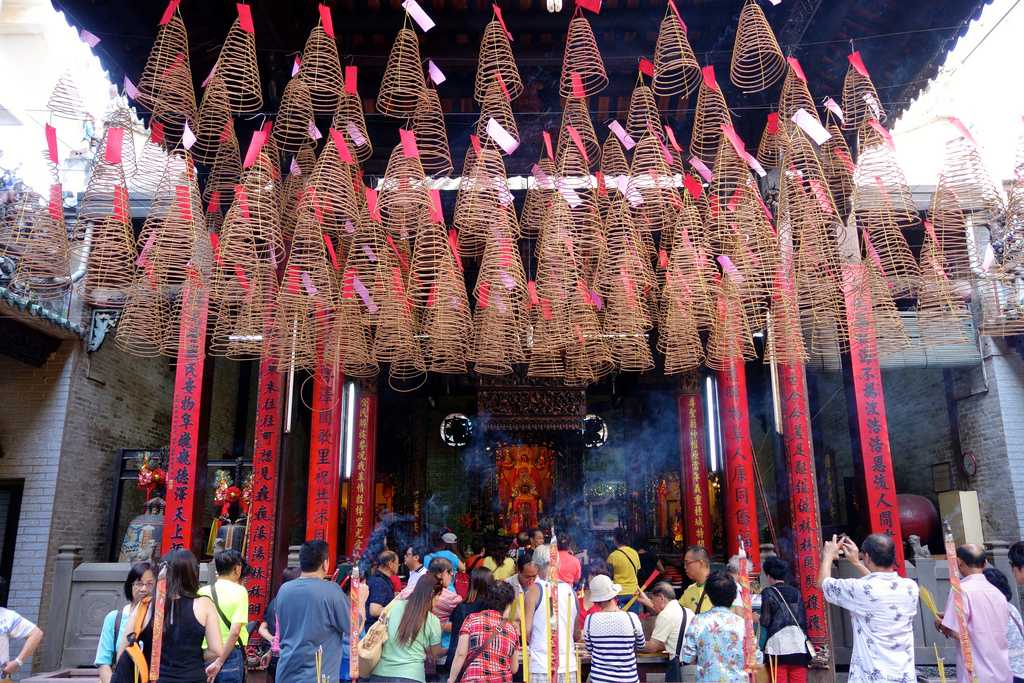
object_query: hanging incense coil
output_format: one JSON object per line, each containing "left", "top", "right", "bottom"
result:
{"left": 555, "top": 139, "right": 604, "bottom": 278}
{"left": 132, "top": 125, "right": 173, "bottom": 195}
{"left": 471, "top": 232, "right": 527, "bottom": 376}
{"left": 820, "top": 123, "right": 856, "bottom": 221}
{"left": 378, "top": 143, "right": 432, "bottom": 236}
{"left": 138, "top": 11, "right": 190, "bottom": 109}
{"left": 928, "top": 180, "right": 973, "bottom": 282}
{"left": 214, "top": 9, "right": 263, "bottom": 114}
{"left": 842, "top": 260, "right": 910, "bottom": 357}
{"left": 977, "top": 270, "right": 1024, "bottom": 337}
{"left": 559, "top": 14, "right": 608, "bottom": 98}
{"left": 202, "top": 130, "right": 241, "bottom": 211}
{"left": 762, "top": 279, "right": 809, "bottom": 367}
{"left": 148, "top": 52, "right": 199, "bottom": 145}
{"left": 938, "top": 131, "right": 1005, "bottom": 227}
{"left": 916, "top": 225, "right": 970, "bottom": 346}
{"left": 106, "top": 107, "right": 140, "bottom": 181}
{"left": 116, "top": 282, "right": 173, "bottom": 357}
{"left": 705, "top": 276, "right": 757, "bottom": 371}
{"left": 274, "top": 77, "right": 315, "bottom": 155}
{"left": 299, "top": 22, "right": 344, "bottom": 115}
{"left": 343, "top": 208, "right": 388, "bottom": 328}
{"left": 373, "top": 263, "right": 427, "bottom": 390}
{"left": 333, "top": 92, "right": 373, "bottom": 163}
{"left": 659, "top": 205, "right": 712, "bottom": 371}
{"left": 707, "top": 129, "right": 757, "bottom": 255}
{"left": 520, "top": 156, "right": 557, "bottom": 240}
{"left": 556, "top": 97, "right": 601, "bottom": 170}
{"left": 307, "top": 132, "right": 360, "bottom": 242}
{"left": 412, "top": 88, "right": 453, "bottom": 176}
{"left": 626, "top": 81, "right": 662, "bottom": 143}
{"left": 453, "top": 146, "right": 518, "bottom": 257}
{"left": 47, "top": 71, "right": 87, "bottom": 120}
{"left": 600, "top": 133, "right": 630, "bottom": 177}
{"left": 477, "top": 79, "right": 519, "bottom": 153}
{"left": 690, "top": 73, "right": 732, "bottom": 169}
{"left": 193, "top": 75, "right": 234, "bottom": 165}
{"left": 408, "top": 210, "right": 452, "bottom": 311}
{"left": 528, "top": 217, "right": 576, "bottom": 378}
{"left": 476, "top": 14, "right": 523, "bottom": 103}
{"left": 628, "top": 133, "right": 678, "bottom": 236}
{"left": 377, "top": 23, "right": 426, "bottom": 119}
{"left": 82, "top": 213, "right": 137, "bottom": 306}
{"left": 756, "top": 113, "right": 782, "bottom": 169}
{"left": 730, "top": 0, "right": 786, "bottom": 93}
{"left": 652, "top": 8, "right": 701, "bottom": 98}
{"left": 209, "top": 265, "right": 279, "bottom": 359}
{"left": 8, "top": 195, "right": 71, "bottom": 298}
{"left": 78, "top": 125, "right": 131, "bottom": 225}
{"left": 841, "top": 53, "right": 885, "bottom": 131}
{"left": 778, "top": 62, "right": 818, "bottom": 122}
{"left": 565, "top": 295, "right": 613, "bottom": 385}
{"left": 328, "top": 294, "right": 379, "bottom": 378}
{"left": 416, "top": 215, "right": 473, "bottom": 374}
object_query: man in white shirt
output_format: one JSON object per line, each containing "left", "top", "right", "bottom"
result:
{"left": 819, "top": 533, "right": 919, "bottom": 683}
{"left": 0, "top": 605, "right": 43, "bottom": 677}
{"left": 404, "top": 544, "right": 427, "bottom": 591}
{"left": 523, "top": 549, "right": 579, "bottom": 683}
{"left": 638, "top": 581, "right": 692, "bottom": 656}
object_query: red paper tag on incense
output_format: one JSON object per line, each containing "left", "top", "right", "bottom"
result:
{"left": 243, "top": 129, "right": 266, "bottom": 169}
{"left": 448, "top": 229, "right": 464, "bottom": 271}
{"left": 539, "top": 297, "right": 552, "bottom": 320}
{"left": 492, "top": 4, "right": 512, "bottom": 41}
{"left": 478, "top": 281, "right": 491, "bottom": 308}
{"left": 868, "top": 119, "right": 894, "bottom": 149}
{"left": 45, "top": 124, "right": 59, "bottom": 164}
{"left": 175, "top": 185, "right": 192, "bottom": 221}
{"left": 576, "top": 0, "right": 602, "bottom": 13}
{"left": 495, "top": 73, "right": 511, "bottom": 101}
{"left": 848, "top": 51, "right": 869, "bottom": 77}
{"left": 387, "top": 235, "right": 410, "bottom": 273}
{"left": 665, "top": 125, "right": 682, "bottom": 153}
{"left": 324, "top": 234, "right": 340, "bottom": 269}
{"left": 542, "top": 131, "right": 554, "bottom": 161}
{"left": 470, "top": 134, "right": 482, "bottom": 155}
{"left": 48, "top": 184, "right": 61, "bottom": 221}
{"left": 318, "top": 4, "right": 335, "bottom": 38}
{"left": 526, "top": 280, "right": 539, "bottom": 306}
{"left": 565, "top": 125, "right": 589, "bottom": 164}
{"left": 236, "top": 4, "right": 255, "bottom": 33}
{"left": 234, "top": 264, "right": 251, "bottom": 292}
{"left": 786, "top": 56, "right": 807, "bottom": 82}
{"left": 207, "top": 190, "right": 222, "bottom": 214}
{"left": 701, "top": 65, "right": 718, "bottom": 91}
{"left": 345, "top": 66, "right": 358, "bottom": 94}
{"left": 639, "top": 58, "right": 655, "bottom": 78}
{"left": 329, "top": 128, "right": 354, "bottom": 163}
{"left": 150, "top": 121, "right": 165, "bottom": 145}
{"left": 113, "top": 185, "right": 129, "bottom": 222}
{"left": 399, "top": 128, "right": 420, "bottom": 158}
{"left": 834, "top": 147, "right": 855, "bottom": 173}
{"left": 159, "top": 0, "right": 181, "bottom": 25}
{"left": 767, "top": 112, "right": 780, "bottom": 134}
{"left": 342, "top": 268, "right": 356, "bottom": 299}
{"left": 571, "top": 72, "right": 585, "bottom": 98}
{"left": 429, "top": 189, "right": 444, "bottom": 223}
{"left": 285, "top": 267, "right": 301, "bottom": 295}
{"left": 105, "top": 127, "right": 124, "bottom": 165}
{"left": 365, "top": 186, "right": 381, "bottom": 222}
{"left": 235, "top": 184, "right": 251, "bottom": 219}
{"left": 209, "top": 233, "right": 223, "bottom": 266}
{"left": 595, "top": 170, "right": 607, "bottom": 196}
{"left": 667, "top": 0, "right": 687, "bottom": 32}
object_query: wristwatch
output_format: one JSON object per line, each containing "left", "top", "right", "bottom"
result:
{"left": 12, "top": 658, "right": 23, "bottom": 668}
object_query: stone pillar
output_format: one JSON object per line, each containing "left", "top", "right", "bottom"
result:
{"left": 676, "top": 373, "right": 712, "bottom": 550}
{"left": 718, "top": 359, "right": 761, "bottom": 570}
{"left": 40, "top": 545, "right": 82, "bottom": 671}
{"left": 346, "top": 380, "right": 378, "bottom": 558}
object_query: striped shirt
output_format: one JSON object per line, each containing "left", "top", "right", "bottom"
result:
{"left": 582, "top": 610, "right": 645, "bottom": 683}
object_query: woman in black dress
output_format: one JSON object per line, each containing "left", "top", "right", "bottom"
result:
{"left": 111, "top": 549, "right": 225, "bottom": 683}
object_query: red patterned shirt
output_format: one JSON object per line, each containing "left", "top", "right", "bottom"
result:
{"left": 459, "top": 609, "right": 520, "bottom": 683}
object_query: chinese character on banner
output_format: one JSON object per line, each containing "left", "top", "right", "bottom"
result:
{"left": 346, "top": 390, "right": 378, "bottom": 556}
{"left": 306, "top": 362, "right": 342, "bottom": 567}
{"left": 161, "top": 286, "right": 209, "bottom": 554}
{"left": 677, "top": 391, "right": 712, "bottom": 551}
{"left": 842, "top": 264, "right": 905, "bottom": 574}
{"left": 717, "top": 359, "right": 760, "bottom": 570}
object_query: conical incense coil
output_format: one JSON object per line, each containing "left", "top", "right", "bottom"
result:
{"left": 47, "top": 71, "right": 87, "bottom": 120}
{"left": 626, "top": 81, "right": 662, "bottom": 143}
{"left": 820, "top": 123, "right": 855, "bottom": 221}
{"left": 378, "top": 144, "right": 432, "bottom": 236}
{"left": 214, "top": 8, "right": 263, "bottom": 114}
{"left": 707, "top": 130, "right": 756, "bottom": 255}
{"left": 977, "top": 272, "right": 1024, "bottom": 338}
{"left": 453, "top": 146, "right": 518, "bottom": 257}
{"left": 274, "top": 77, "right": 315, "bottom": 155}
{"left": 627, "top": 133, "right": 678, "bottom": 236}
{"left": 938, "top": 131, "right": 1005, "bottom": 226}
{"left": 928, "top": 179, "right": 974, "bottom": 282}
{"left": 476, "top": 14, "right": 523, "bottom": 103}
{"left": 690, "top": 72, "right": 732, "bottom": 169}
{"left": 342, "top": 209, "right": 388, "bottom": 327}
{"left": 82, "top": 213, "right": 137, "bottom": 306}
{"left": 730, "top": 0, "right": 786, "bottom": 93}
{"left": 408, "top": 210, "right": 451, "bottom": 311}
{"left": 208, "top": 265, "right": 278, "bottom": 359}
{"left": 555, "top": 142, "right": 604, "bottom": 278}
{"left": 756, "top": 113, "right": 782, "bottom": 169}
{"left": 556, "top": 97, "right": 601, "bottom": 169}
{"left": 559, "top": 14, "right": 608, "bottom": 98}
{"left": 600, "top": 133, "right": 629, "bottom": 177}
{"left": 193, "top": 75, "right": 234, "bottom": 165}
{"left": 916, "top": 225, "right": 970, "bottom": 346}
{"left": 78, "top": 125, "right": 131, "bottom": 225}
{"left": 777, "top": 119, "right": 842, "bottom": 236}
{"left": 148, "top": 51, "right": 198, "bottom": 145}
{"left": 477, "top": 79, "right": 519, "bottom": 153}
{"left": 793, "top": 217, "right": 846, "bottom": 358}
{"left": 778, "top": 60, "right": 818, "bottom": 122}
{"left": 373, "top": 264, "right": 426, "bottom": 390}
{"left": 330, "top": 292, "right": 379, "bottom": 378}
{"left": 105, "top": 106, "right": 140, "bottom": 181}
{"left": 843, "top": 259, "right": 910, "bottom": 357}
{"left": 299, "top": 22, "right": 344, "bottom": 115}
{"left": 307, "top": 132, "right": 360, "bottom": 241}
{"left": 652, "top": 8, "right": 701, "bottom": 98}
{"left": 202, "top": 130, "right": 241, "bottom": 210}
{"left": 132, "top": 125, "right": 173, "bottom": 196}
{"left": 116, "top": 282, "right": 173, "bottom": 358}
{"left": 520, "top": 156, "right": 557, "bottom": 240}
{"left": 8, "top": 198, "right": 70, "bottom": 298}
{"left": 761, "top": 278, "right": 808, "bottom": 367}
{"left": 412, "top": 88, "right": 453, "bottom": 176}
{"left": 841, "top": 52, "right": 885, "bottom": 131}
{"left": 377, "top": 23, "right": 426, "bottom": 118}
{"left": 565, "top": 296, "right": 613, "bottom": 385}
{"left": 472, "top": 227, "right": 527, "bottom": 375}
{"left": 333, "top": 92, "right": 373, "bottom": 163}
{"left": 138, "top": 12, "right": 190, "bottom": 109}
{"left": 423, "top": 257, "right": 473, "bottom": 374}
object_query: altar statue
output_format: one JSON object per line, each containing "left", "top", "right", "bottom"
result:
{"left": 508, "top": 482, "right": 543, "bottom": 534}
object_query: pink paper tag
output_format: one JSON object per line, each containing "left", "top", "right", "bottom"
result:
{"left": 571, "top": 72, "right": 585, "bottom": 98}
{"left": 80, "top": 29, "right": 101, "bottom": 48}
{"left": 300, "top": 271, "right": 318, "bottom": 296}
{"left": 867, "top": 119, "right": 894, "bottom": 149}
{"left": 137, "top": 231, "right": 157, "bottom": 267}
{"left": 791, "top": 108, "right": 832, "bottom": 145}
{"left": 243, "top": 129, "right": 267, "bottom": 168}
{"left": 667, "top": 0, "right": 687, "bottom": 32}
{"left": 202, "top": 61, "right": 219, "bottom": 88}
{"left": 123, "top": 76, "right": 140, "bottom": 100}
{"left": 946, "top": 116, "right": 977, "bottom": 147}
{"left": 289, "top": 157, "right": 302, "bottom": 176}
{"left": 470, "top": 134, "right": 482, "bottom": 155}
{"left": 639, "top": 58, "right": 654, "bottom": 78}
{"left": 344, "top": 122, "right": 365, "bottom": 148}
{"left": 318, "top": 4, "right": 335, "bottom": 38}
{"left": 159, "top": 0, "right": 181, "bottom": 25}
{"left": 824, "top": 97, "right": 844, "bottom": 124}
{"left": 329, "top": 128, "right": 354, "bottom": 162}
{"left": 345, "top": 66, "right": 358, "bottom": 94}
{"left": 542, "top": 131, "right": 554, "bottom": 161}
{"left": 576, "top": 0, "right": 602, "bottom": 13}
{"left": 683, "top": 174, "right": 703, "bottom": 200}
{"left": 689, "top": 156, "right": 713, "bottom": 183}
{"left": 608, "top": 120, "right": 636, "bottom": 150}
{"left": 701, "top": 65, "right": 718, "bottom": 91}
{"left": 182, "top": 122, "right": 197, "bottom": 150}
{"left": 365, "top": 186, "right": 381, "bottom": 222}
{"left": 308, "top": 120, "right": 322, "bottom": 141}
{"left": 292, "top": 56, "right": 301, "bottom": 77}
{"left": 45, "top": 124, "right": 58, "bottom": 164}
{"left": 427, "top": 60, "right": 446, "bottom": 86}
{"left": 399, "top": 128, "right": 420, "bottom": 158}
{"left": 565, "top": 125, "right": 589, "bottom": 164}
{"left": 717, "top": 255, "right": 743, "bottom": 282}
{"left": 402, "top": 0, "right": 435, "bottom": 32}
{"left": 352, "top": 275, "right": 377, "bottom": 313}
{"left": 492, "top": 4, "right": 512, "bottom": 41}
{"left": 236, "top": 4, "right": 255, "bottom": 33}
{"left": 531, "top": 164, "right": 555, "bottom": 190}
{"left": 105, "top": 127, "right": 124, "bottom": 164}
{"left": 557, "top": 179, "right": 582, "bottom": 208}
{"left": 786, "top": 56, "right": 806, "bottom": 83}
{"left": 848, "top": 51, "right": 869, "bottom": 78}
{"left": 665, "top": 125, "right": 682, "bottom": 153}
{"left": 486, "top": 118, "right": 519, "bottom": 155}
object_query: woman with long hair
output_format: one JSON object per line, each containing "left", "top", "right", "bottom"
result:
{"left": 447, "top": 582, "right": 520, "bottom": 683}
{"left": 484, "top": 540, "right": 516, "bottom": 581}
{"left": 369, "top": 573, "right": 446, "bottom": 683}
{"left": 446, "top": 568, "right": 493, "bottom": 669}
{"left": 96, "top": 562, "right": 153, "bottom": 683}
{"left": 112, "top": 549, "right": 225, "bottom": 683}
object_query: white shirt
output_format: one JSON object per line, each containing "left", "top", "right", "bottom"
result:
{"left": 0, "top": 607, "right": 36, "bottom": 664}
{"left": 822, "top": 572, "right": 919, "bottom": 682}
{"left": 650, "top": 599, "right": 693, "bottom": 657}
{"left": 525, "top": 579, "right": 579, "bottom": 674}
{"left": 406, "top": 565, "right": 427, "bottom": 591}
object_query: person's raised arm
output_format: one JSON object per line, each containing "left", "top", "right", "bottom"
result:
{"left": 817, "top": 535, "right": 842, "bottom": 589}
{"left": 842, "top": 537, "right": 870, "bottom": 577}
{"left": 446, "top": 633, "right": 470, "bottom": 683}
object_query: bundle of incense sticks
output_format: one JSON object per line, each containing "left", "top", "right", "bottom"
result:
{"left": 623, "top": 569, "right": 661, "bottom": 611}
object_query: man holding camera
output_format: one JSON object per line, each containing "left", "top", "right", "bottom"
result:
{"left": 199, "top": 549, "right": 250, "bottom": 683}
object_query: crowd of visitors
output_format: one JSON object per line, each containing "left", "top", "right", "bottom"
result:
{"left": 81, "top": 530, "right": 1024, "bottom": 683}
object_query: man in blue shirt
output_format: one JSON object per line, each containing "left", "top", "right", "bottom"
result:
{"left": 423, "top": 532, "right": 464, "bottom": 591}
{"left": 365, "top": 550, "right": 398, "bottom": 629}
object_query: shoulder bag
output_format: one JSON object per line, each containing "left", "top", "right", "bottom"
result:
{"left": 665, "top": 607, "right": 690, "bottom": 682}
{"left": 359, "top": 598, "right": 399, "bottom": 678}
{"left": 763, "top": 586, "right": 815, "bottom": 660}
{"left": 452, "top": 619, "right": 503, "bottom": 683}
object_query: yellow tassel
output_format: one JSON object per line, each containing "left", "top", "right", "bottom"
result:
{"left": 545, "top": 587, "right": 553, "bottom": 682}
{"left": 519, "top": 592, "right": 529, "bottom": 682}
{"left": 935, "top": 643, "right": 947, "bottom": 683}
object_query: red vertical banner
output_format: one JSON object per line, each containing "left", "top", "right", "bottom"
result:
{"left": 676, "top": 387, "right": 711, "bottom": 550}
{"left": 246, "top": 354, "right": 284, "bottom": 620}
{"left": 842, "top": 263, "right": 905, "bottom": 573}
{"left": 346, "top": 386, "right": 378, "bottom": 557}
{"left": 778, "top": 361, "right": 828, "bottom": 645}
{"left": 718, "top": 359, "right": 761, "bottom": 570}
{"left": 162, "top": 284, "right": 210, "bottom": 554}
{"left": 306, "top": 362, "right": 342, "bottom": 566}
